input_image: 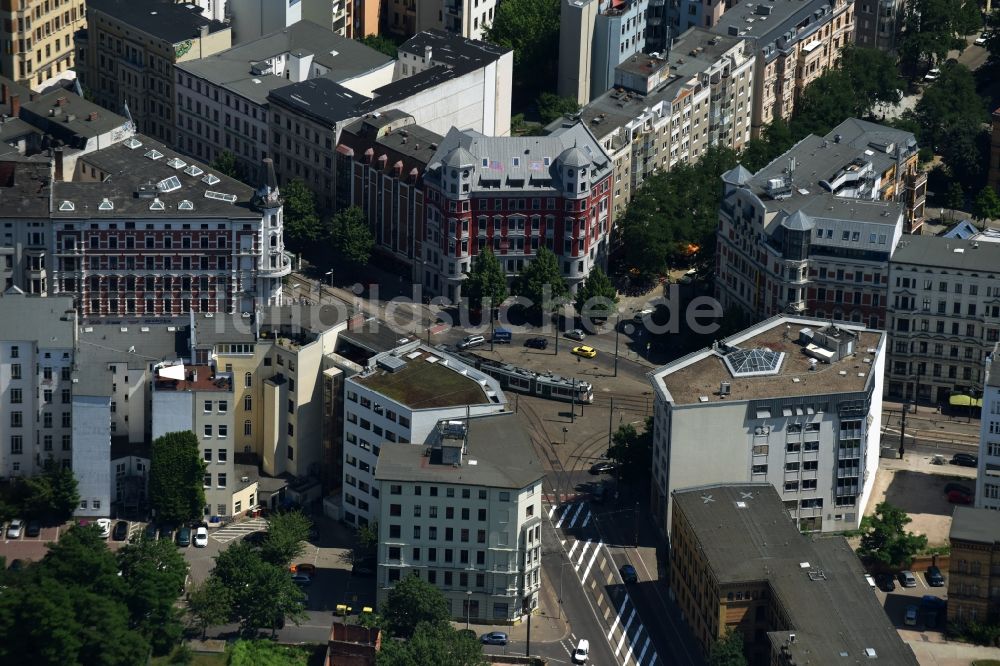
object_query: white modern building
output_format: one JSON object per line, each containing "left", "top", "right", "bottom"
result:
{"left": 341, "top": 340, "right": 507, "bottom": 526}
{"left": 374, "top": 415, "right": 544, "bottom": 623}
{"left": 649, "top": 315, "right": 886, "bottom": 535}
{"left": 977, "top": 344, "right": 1000, "bottom": 511}
{"left": 0, "top": 291, "right": 76, "bottom": 478}
{"left": 558, "top": 0, "right": 648, "bottom": 104}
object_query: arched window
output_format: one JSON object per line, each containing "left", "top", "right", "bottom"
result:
{"left": 244, "top": 372, "right": 252, "bottom": 388}
{"left": 244, "top": 395, "right": 252, "bottom": 411}
{"left": 244, "top": 420, "right": 252, "bottom": 436}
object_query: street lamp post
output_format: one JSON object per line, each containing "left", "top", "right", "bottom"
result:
{"left": 557, "top": 561, "right": 575, "bottom": 619}
{"left": 614, "top": 313, "right": 621, "bottom": 377}
{"left": 465, "top": 590, "right": 472, "bottom": 630}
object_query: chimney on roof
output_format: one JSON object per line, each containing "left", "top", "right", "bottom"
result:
{"left": 262, "top": 157, "right": 278, "bottom": 191}
{"left": 56, "top": 96, "right": 66, "bottom": 107}
{"left": 424, "top": 45, "right": 433, "bottom": 62}
{"left": 10, "top": 94, "right": 20, "bottom": 116}
{"left": 54, "top": 147, "right": 64, "bottom": 181}
{"left": 88, "top": 111, "right": 98, "bottom": 121}
{"left": 29, "top": 91, "right": 36, "bottom": 101}
{"left": 199, "top": 24, "right": 210, "bottom": 38}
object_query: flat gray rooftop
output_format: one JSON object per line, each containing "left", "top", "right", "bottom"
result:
{"left": 950, "top": 505, "right": 1000, "bottom": 544}
{"left": 652, "top": 316, "right": 882, "bottom": 405}
{"left": 0, "top": 291, "right": 75, "bottom": 345}
{"left": 674, "top": 484, "right": 918, "bottom": 664}
{"left": 177, "top": 21, "right": 392, "bottom": 105}
{"left": 87, "top": 0, "right": 228, "bottom": 44}
{"left": 375, "top": 413, "right": 543, "bottom": 490}
{"left": 891, "top": 234, "right": 1000, "bottom": 272}
{"left": 714, "top": 0, "right": 837, "bottom": 50}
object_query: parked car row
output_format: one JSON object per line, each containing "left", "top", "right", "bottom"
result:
{"left": 874, "top": 567, "right": 945, "bottom": 591}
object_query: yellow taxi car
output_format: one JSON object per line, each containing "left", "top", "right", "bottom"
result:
{"left": 572, "top": 345, "right": 597, "bottom": 359}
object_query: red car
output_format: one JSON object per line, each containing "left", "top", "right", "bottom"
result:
{"left": 947, "top": 489, "right": 973, "bottom": 504}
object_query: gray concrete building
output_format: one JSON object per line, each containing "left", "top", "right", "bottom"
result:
{"left": 649, "top": 316, "right": 887, "bottom": 536}
{"left": 375, "top": 415, "right": 544, "bottom": 623}
{"left": 886, "top": 234, "right": 1000, "bottom": 405}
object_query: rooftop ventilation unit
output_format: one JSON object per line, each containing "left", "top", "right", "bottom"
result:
{"left": 377, "top": 355, "right": 406, "bottom": 373}
{"left": 136, "top": 182, "right": 158, "bottom": 198}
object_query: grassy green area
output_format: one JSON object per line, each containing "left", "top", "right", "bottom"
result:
{"left": 355, "top": 352, "right": 488, "bottom": 408}
{"left": 972, "top": 661, "right": 1000, "bottom": 665}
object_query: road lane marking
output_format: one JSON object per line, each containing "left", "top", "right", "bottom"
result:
{"left": 582, "top": 511, "right": 592, "bottom": 528}
{"left": 637, "top": 636, "right": 652, "bottom": 666}
{"left": 556, "top": 503, "right": 580, "bottom": 529}
{"left": 581, "top": 541, "right": 602, "bottom": 581}
{"left": 567, "top": 504, "right": 587, "bottom": 529}
{"left": 548, "top": 505, "right": 557, "bottom": 520}
{"left": 607, "top": 597, "right": 628, "bottom": 640}
{"left": 614, "top": 608, "right": 636, "bottom": 656}
{"left": 568, "top": 539, "right": 580, "bottom": 559}
{"left": 575, "top": 540, "right": 593, "bottom": 570}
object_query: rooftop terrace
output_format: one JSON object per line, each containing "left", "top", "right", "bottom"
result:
{"left": 652, "top": 316, "right": 883, "bottom": 405}
{"left": 153, "top": 365, "right": 233, "bottom": 393}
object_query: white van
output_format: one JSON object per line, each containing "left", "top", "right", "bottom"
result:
{"left": 572, "top": 639, "right": 590, "bottom": 664}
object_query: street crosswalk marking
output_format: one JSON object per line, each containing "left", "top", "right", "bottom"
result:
{"left": 210, "top": 518, "right": 268, "bottom": 543}
{"left": 567, "top": 503, "right": 588, "bottom": 529}
{"left": 568, "top": 539, "right": 581, "bottom": 559}
{"left": 636, "top": 636, "right": 652, "bottom": 666}
{"left": 623, "top": 610, "right": 644, "bottom": 665}
{"left": 614, "top": 608, "right": 636, "bottom": 656}
{"left": 581, "top": 541, "right": 602, "bottom": 582}
{"left": 581, "top": 511, "right": 592, "bottom": 528}
{"left": 574, "top": 539, "right": 593, "bottom": 571}
{"left": 607, "top": 597, "right": 627, "bottom": 640}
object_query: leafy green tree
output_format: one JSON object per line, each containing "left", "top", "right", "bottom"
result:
{"left": 974, "top": 186, "right": 1000, "bottom": 222}
{"left": 354, "top": 521, "right": 379, "bottom": 563}
{"left": 381, "top": 574, "right": 450, "bottom": 639}
{"left": 838, "top": 46, "right": 904, "bottom": 117}
{"left": 212, "top": 542, "right": 306, "bottom": 635}
{"left": 229, "top": 640, "right": 312, "bottom": 666}
{"left": 0, "top": 525, "right": 152, "bottom": 665}
{"left": 463, "top": 247, "right": 509, "bottom": 313}
{"left": 187, "top": 577, "right": 232, "bottom": 639}
{"left": 117, "top": 536, "right": 188, "bottom": 654}
{"left": 946, "top": 181, "right": 966, "bottom": 212}
{"left": 939, "top": 124, "right": 989, "bottom": 185}
{"left": 574, "top": 265, "right": 617, "bottom": 320}
{"left": 898, "top": 0, "right": 981, "bottom": 73}
{"left": 537, "top": 92, "right": 581, "bottom": 124}
{"left": 211, "top": 150, "right": 240, "bottom": 180}
{"left": 330, "top": 206, "right": 375, "bottom": 267}
{"left": 149, "top": 431, "right": 206, "bottom": 526}
{"left": 360, "top": 34, "right": 399, "bottom": 59}
{"left": 482, "top": 0, "right": 560, "bottom": 97}
{"left": 607, "top": 417, "right": 653, "bottom": 486}
{"left": 281, "top": 178, "right": 324, "bottom": 251}
{"left": 858, "top": 502, "right": 928, "bottom": 567}
{"left": 377, "top": 621, "right": 486, "bottom": 666}
{"left": 619, "top": 147, "right": 737, "bottom": 279}
{"left": 912, "top": 63, "right": 987, "bottom": 152}
{"left": 513, "top": 246, "right": 568, "bottom": 317}
{"left": 22, "top": 458, "right": 79, "bottom": 523}
{"left": 260, "top": 510, "right": 311, "bottom": 567}
{"left": 709, "top": 629, "right": 748, "bottom": 666}
{"left": 789, "top": 70, "right": 858, "bottom": 138}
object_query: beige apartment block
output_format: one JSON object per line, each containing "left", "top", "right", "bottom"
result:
{"left": 575, "top": 28, "right": 752, "bottom": 223}
{"left": 0, "top": 0, "right": 87, "bottom": 90}
{"left": 714, "top": 0, "right": 854, "bottom": 138}
{"left": 75, "top": 0, "right": 231, "bottom": 146}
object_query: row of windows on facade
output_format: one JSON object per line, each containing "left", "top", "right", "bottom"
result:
{"left": 84, "top": 234, "right": 233, "bottom": 250}
{"left": 894, "top": 297, "right": 1000, "bottom": 319}
{"left": 894, "top": 340, "right": 986, "bottom": 360}
{"left": 891, "top": 361, "right": 980, "bottom": 382}
{"left": 203, "top": 472, "right": 229, "bottom": 488}
{"left": 815, "top": 267, "right": 884, "bottom": 283}
{"left": 85, "top": 275, "right": 223, "bottom": 292}
{"left": 346, "top": 416, "right": 403, "bottom": 445}
{"left": 446, "top": 213, "right": 607, "bottom": 237}
{"left": 346, "top": 392, "right": 411, "bottom": 427}
{"left": 387, "top": 484, "right": 514, "bottom": 501}
{"left": 9, "top": 434, "right": 72, "bottom": 454}
{"left": 384, "top": 567, "right": 529, "bottom": 606}
{"left": 85, "top": 298, "right": 230, "bottom": 316}
{"left": 8, "top": 387, "right": 72, "bottom": 407}
{"left": 9, "top": 411, "right": 71, "bottom": 429}
{"left": 177, "top": 73, "right": 264, "bottom": 121}
{"left": 893, "top": 318, "right": 995, "bottom": 340}
{"left": 383, "top": 543, "right": 541, "bottom": 572}
{"left": 435, "top": 194, "right": 599, "bottom": 214}
{"left": 7, "top": 458, "right": 71, "bottom": 474}
{"left": 894, "top": 276, "right": 1000, "bottom": 296}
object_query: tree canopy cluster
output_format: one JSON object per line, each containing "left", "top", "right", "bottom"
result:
{"left": 0, "top": 458, "right": 79, "bottom": 524}
{"left": 376, "top": 574, "right": 486, "bottom": 666}
{"left": 0, "top": 525, "right": 189, "bottom": 664}
{"left": 608, "top": 417, "right": 654, "bottom": 487}
{"left": 482, "top": 0, "right": 560, "bottom": 101}
{"left": 858, "top": 502, "right": 928, "bottom": 567}
{"left": 189, "top": 510, "right": 314, "bottom": 638}
{"left": 898, "top": 0, "right": 981, "bottom": 73}
{"left": 149, "top": 431, "right": 206, "bottom": 526}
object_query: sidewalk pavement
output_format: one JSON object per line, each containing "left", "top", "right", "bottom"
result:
{"left": 450, "top": 565, "right": 569, "bottom": 645}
